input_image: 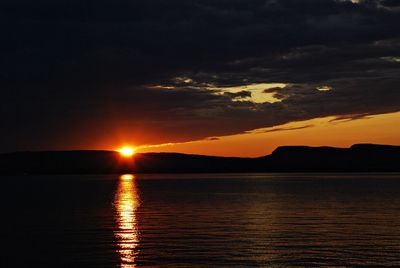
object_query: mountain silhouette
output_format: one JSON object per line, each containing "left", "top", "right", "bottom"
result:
{"left": 0, "top": 144, "right": 399, "bottom": 174}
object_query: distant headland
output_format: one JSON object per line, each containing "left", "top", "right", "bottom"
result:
{"left": 1, "top": 144, "right": 399, "bottom": 174}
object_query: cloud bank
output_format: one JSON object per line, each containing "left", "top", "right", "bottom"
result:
{"left": 1, "top": 0, "right": 400, "bottom": 150}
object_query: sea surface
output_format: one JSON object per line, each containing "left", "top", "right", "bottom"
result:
{"left": 2, "top": 173, "right": 400, "bottom": 267}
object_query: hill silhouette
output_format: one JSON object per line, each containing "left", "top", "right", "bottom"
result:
{"left": 0, "top": 144, "right": 399, "bottom": 174}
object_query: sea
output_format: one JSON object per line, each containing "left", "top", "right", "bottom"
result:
{"left": 2, "top": 173, "right": 400, "bottom": 267}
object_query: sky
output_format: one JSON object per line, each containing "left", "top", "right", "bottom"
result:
{"left": 1, "top": 0, "right": 400, "bottom": 155}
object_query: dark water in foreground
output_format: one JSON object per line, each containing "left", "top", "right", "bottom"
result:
{"left": 2, "top": 173, "right": 400, "bottom": 267}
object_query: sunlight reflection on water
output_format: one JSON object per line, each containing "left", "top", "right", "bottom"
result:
{"left": 114, "top": 174, "right": 140, "bottom": 267}
{"left": 4, "top": 173, "right": 400, "bottom": 267}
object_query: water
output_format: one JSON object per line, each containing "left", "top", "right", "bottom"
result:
{"left": 2, "top": 173, "right": 400, "bottom": 267}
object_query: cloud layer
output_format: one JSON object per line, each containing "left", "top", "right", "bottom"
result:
{"left": 1, "top": 0, "right": 400, "bottom": 150}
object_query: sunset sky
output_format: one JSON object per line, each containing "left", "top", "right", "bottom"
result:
{"left": 2, "top": 0, "right": 400, "bottom": 156}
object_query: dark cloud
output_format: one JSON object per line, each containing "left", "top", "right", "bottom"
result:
{"left": 329, "top": 113, "right": 371, "bottom": 122}
{"left": 223, "top": 90, "right": 252, "bottom": 101}
{"left": 1, "top": 0, "right": 400, "bottom": 151}
{"left": 249, "top": 124, "right": 314, "bottom": 134}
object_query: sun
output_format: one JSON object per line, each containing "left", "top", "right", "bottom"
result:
{"left": 118, "top": 146, "right": 136, "bottom": 157}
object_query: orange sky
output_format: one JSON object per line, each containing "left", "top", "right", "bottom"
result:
{"left": 130, "top": 111, "right": 400, "bottom": 157}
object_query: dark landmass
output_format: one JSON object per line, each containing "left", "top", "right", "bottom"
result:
{"left": 0, "top": 144, "right": 399, "bottom": 174}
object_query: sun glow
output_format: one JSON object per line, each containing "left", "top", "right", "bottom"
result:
{"left": 118, "top": 146, "right": 136, "bottom": 157}
{"left": 120, "top": 174, "right": 134, "bottom": 180}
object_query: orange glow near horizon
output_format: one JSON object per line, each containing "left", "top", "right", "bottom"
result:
{"left": 96, "top": 112, "right": 400, "bottom": 157}
{"left": 118, "top": 147, "right": 136, "bottom": 157}
{"left": 134, "top": 111, "right": 400, "bottom": 157}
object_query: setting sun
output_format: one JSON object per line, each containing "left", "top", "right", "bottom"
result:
{"left": 118, "top": 146, "right": 136, "bottom": 157}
